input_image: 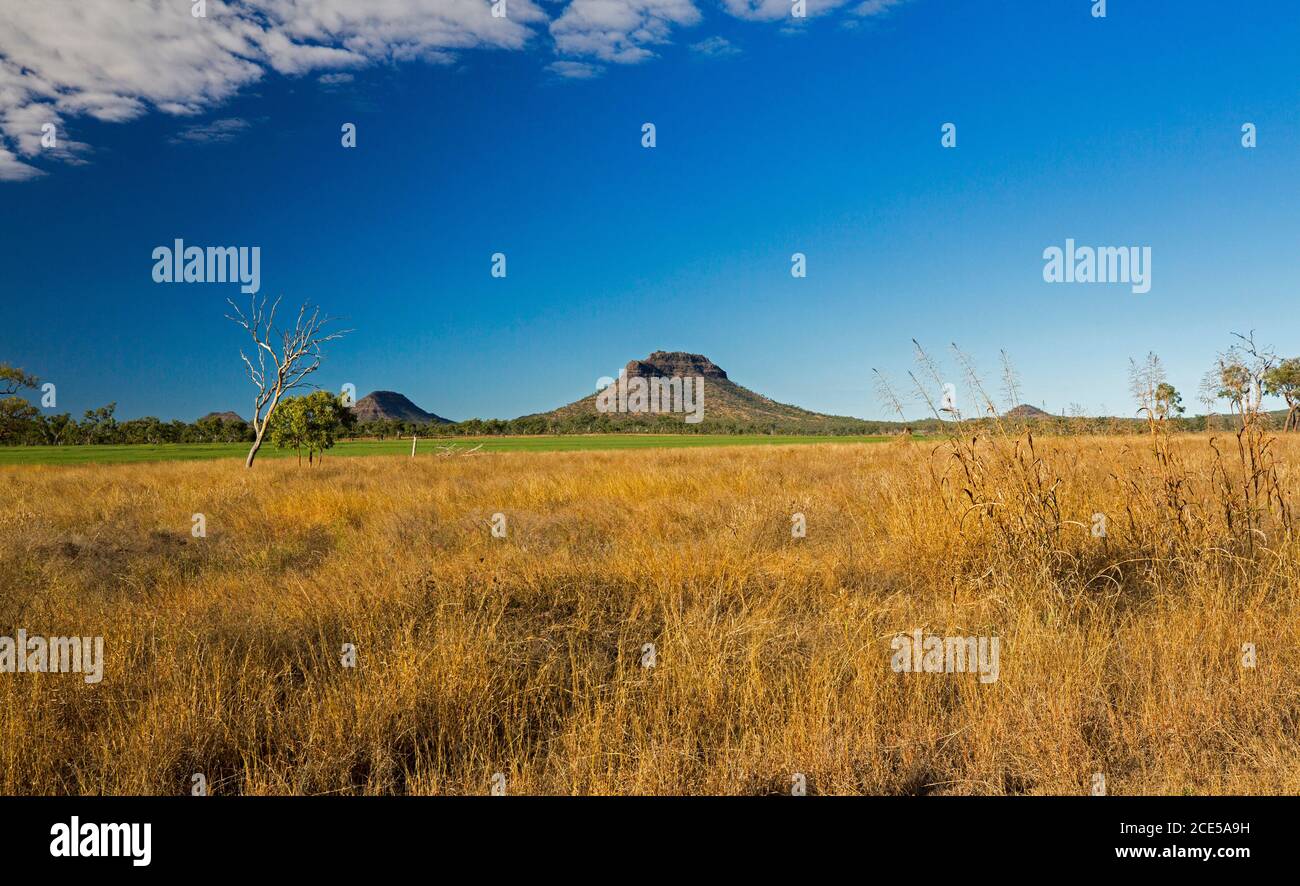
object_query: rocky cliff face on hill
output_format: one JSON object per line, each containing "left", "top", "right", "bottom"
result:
{"left": 623, "top": 351, "right": 729, "bottom": 381}
{"left": 529, "top": 351, "right": 866, "bottom": 431}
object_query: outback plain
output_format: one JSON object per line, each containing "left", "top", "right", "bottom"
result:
{"left": 3, "top": 423, "right": 1296, "bottom": 795}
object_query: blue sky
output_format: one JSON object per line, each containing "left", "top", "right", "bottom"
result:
{"left": 1, "top": 0, "right": 1298, "bottom": 422}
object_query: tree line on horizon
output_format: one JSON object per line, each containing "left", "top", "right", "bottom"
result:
{"left": 5, "top": 318, "right": 1300, "bottom": 454}
{"left": 1, "top": 362, "right": 1292, "bottom": 449}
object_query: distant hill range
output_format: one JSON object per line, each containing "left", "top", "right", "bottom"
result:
{"left": 523, "top": 351, "right": 873, "bottom": 433}
{"left": 350, "top": 390, "right": 452, "bottom": 424}
{"left": 202, "top": 366, "right": 1279, "bottom": 438}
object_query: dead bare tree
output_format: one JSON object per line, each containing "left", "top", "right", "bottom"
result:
{"left": 226, "top": 296, "right": 350, "bottom": 468}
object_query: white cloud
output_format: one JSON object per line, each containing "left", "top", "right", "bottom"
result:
{"left": 690, "top": 36, "right": 740, "bottom": 57}
{"left": 0, "top": 0, "right": 913, "bottom": 179}
{"left": 722, "top": 0, "right": 907, "bottom": 23}
{"left": 854, "top": 0, "right": 908, "bottom": 15}
{"left": 722, "top": 0, "right": 851, "bottom": 23}
{"left": 0, "top": 100, "right": 90, "bottom": 163}
{"left": 168, "top": 117, "right": 252, "bottom": 145}
{"left": 546, "top": 60, "right": 606, "bottom": 79}
{"left": 0, "top": 146, "right": 41, "bottom": 182}
{"left": 550, "top": 0, "right": 701, "bottom": 64}
{"left": 0, "top": 0, "right": 547, "bottom": 180}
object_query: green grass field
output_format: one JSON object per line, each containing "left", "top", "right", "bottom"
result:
{"left": 0, "top": 434, "right": 899, "bottom": 465}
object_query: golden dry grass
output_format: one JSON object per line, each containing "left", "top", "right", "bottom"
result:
{"left": 1, "top": 433, "right": 1298, "bottom": 795}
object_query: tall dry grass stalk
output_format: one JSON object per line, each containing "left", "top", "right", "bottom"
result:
{"left": 2, "top": 429, "right": 1299, "bottom": 794}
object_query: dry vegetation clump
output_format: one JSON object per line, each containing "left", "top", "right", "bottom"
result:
{"left": 1, "top": 420, "right": 1299, "bottom": 794}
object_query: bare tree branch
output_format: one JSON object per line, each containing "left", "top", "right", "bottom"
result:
{"left": 227, "top": 295, "right": 352, "bottom": 468}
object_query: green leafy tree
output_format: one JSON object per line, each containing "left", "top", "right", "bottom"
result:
{"left": 1154, "top": 382, "right": 1184, "bottom": 419}
{"left": 38, "top": 413, "right": 74, "bottom": 445}
{"left": 0, "top": 362, "right": 39, "bottom": 397}
{"left": 0, "top": 362, "right": 41, "bottom": 445}
{"left": 1129, "top": 352, "right": 1184, "bottom": 435}
{"left": 269, "top": 391, "right": 352, "bottom": 465}
{"left": 0, "top": 397, "right": 39, "bottom": 444}
{"left": 1263, "top": 357, "right": 1300, "bottom": 431}
{"left": 268, "top": 396, "right": 310, "bottom": 464}
{"left": 1203, "top": 358, "right": 1252, "bottom": 419}
{"left": 194, "top": 415, "right": 227, "bottom": 442}
{"left": 80, "top": 403, "right": 118, "bottom": 445}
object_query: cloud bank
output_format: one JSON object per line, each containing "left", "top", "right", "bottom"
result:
{"left": 0, "top": 0, "right": 911, "bottom": 180}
